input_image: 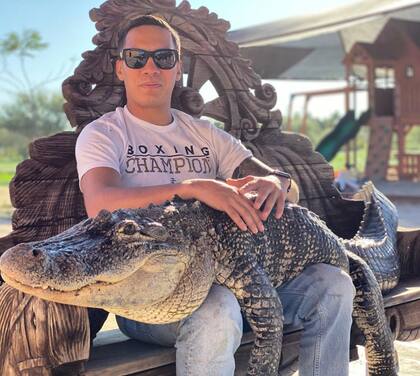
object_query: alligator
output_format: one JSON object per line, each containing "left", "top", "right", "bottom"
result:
{"left": 0, "top": 183, "right": 399, "bottom": 376}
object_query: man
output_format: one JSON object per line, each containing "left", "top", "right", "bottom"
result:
{"left": 76, "top": 15, "right": 355, "bottom": 376}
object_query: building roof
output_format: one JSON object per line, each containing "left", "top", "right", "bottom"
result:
{"left": 228, "top": 0, "right": 420, "bottom": 80}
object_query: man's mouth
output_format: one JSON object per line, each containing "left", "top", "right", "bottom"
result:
{"left": 141, "top": 83, "right": 162, "bottom": 88}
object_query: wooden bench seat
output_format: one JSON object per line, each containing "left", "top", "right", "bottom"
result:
{"left": 383, "top": 277, "right": 420, "bottom": 307}
{"left": 85, "top": 277, "right": 420, "bottom": 376}
{"left": 86, "top": 328, "right": 301, "bottom": 376}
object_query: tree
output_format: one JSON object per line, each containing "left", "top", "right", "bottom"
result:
{"left": 0, "top": 30, "right": 72, "bottom": 159}
{"left": 0, "top": 90, "right": 68, "bottom": 138}
{"left": 0, "top": 29, "right": 73, "bottom": 96}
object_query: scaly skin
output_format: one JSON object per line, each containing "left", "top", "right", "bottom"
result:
{"left": 0, "top": 183, "right": 398, "bottom": 375}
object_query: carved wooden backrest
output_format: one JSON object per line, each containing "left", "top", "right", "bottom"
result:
{"left": 63, "top": 0, "right": 280, "bottom": 140}
{"left": 0, "top": 0, "right": 364, "bottom": 257}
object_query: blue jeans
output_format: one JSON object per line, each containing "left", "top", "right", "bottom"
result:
{"left": 116, "top": 263, "right": 355, "bottom": 376}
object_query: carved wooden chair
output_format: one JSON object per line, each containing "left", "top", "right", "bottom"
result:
{"left": 1, "top": 1, "right": 420, "bottom": 375}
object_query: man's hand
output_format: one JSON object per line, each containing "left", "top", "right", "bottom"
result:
{"left": 226, "top": 175, "right": 288, "bottom": 221}
{"left": 179, "top": 179, "right": 264, "bottom": 234}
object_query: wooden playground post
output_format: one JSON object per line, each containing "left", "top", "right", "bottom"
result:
{"left": 345, "top": 65, "right": 351, "bottom": 168}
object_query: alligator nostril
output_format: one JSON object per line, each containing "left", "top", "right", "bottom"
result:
{"left": 32, "top": 249, "right": 41, "bottom": 257}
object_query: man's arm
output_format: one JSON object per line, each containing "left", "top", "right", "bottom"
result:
{"left": 81, "top": 167, "right": 182, "bottom": 217}
{"left": 81, "top": 167, "right": 264, "bottom": 233}
{"left": 232, "top": 156, "right": 275, "bottom": 178}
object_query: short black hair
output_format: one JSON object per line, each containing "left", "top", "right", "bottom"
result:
{"left": 117, "top": 15, "right": 181, "bottom": 55}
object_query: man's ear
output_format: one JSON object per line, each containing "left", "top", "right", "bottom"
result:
{"left": 115, "top": 59, "right": 124, "bottom": 81}
{"left": 176, "top": 61, "right": 183, "bottom": 81}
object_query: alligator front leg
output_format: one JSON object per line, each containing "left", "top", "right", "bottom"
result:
{"left": 219, "top": 257, "right": 283, "bottom": 376}
{"left": 348, "top": 252, "right": 398, "bottom": 376}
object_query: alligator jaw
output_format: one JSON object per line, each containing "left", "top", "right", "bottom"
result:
{"left": 1, "top": 252, "right": 188, "bottom": 310}
{"left": 1, "top": 272, "right": 97, "bottom": 304}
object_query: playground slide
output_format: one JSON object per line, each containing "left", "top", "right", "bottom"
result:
{"left": 315, "top": 109, "right": 371, "bottom": 162}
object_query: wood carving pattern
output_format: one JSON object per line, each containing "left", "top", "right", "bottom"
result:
{"left": 0, "top": 284, "right": 89, "bottom": 376}
{"left": 63, "top": 0, "right": 281, "bottom": 141}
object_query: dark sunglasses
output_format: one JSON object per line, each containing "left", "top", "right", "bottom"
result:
{"left": 120, "top": 48, "right": 179, "bottom": 70}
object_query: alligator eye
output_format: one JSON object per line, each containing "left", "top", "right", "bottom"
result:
{"left": 123, "top": 223, "right": 137, "bottom": 235}
{"left": 117, "top": 221, "right": 139, "bottom": 236}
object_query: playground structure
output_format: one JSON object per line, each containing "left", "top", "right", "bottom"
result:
{"left": 315, "top": 109, "right": 371, "bottom": 163}
{"left": 230, "top": 1, "right": 420, "bottom": 182}
{"left": 343, "top": 18, "right": 420, "bottom": 181}
{"left": 291, "top": 18, "right": 420, "bottom": 181}
{"left": 285, "top": 87, "right": 369, "bottom": 167}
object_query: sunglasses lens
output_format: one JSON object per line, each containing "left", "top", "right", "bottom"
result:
{"left": 153, "top": 50, "right": 177, "bottom": 69}
{"left": 122, "top": 49, "right": 178, "bottom": 69}
{"left": 125, "top": 50, "right": 148, "bottom": 68}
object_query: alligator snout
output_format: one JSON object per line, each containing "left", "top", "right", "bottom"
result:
{"left": 2, "top": 242, "right": 41, "bottom": 260}
{"left": 0, "top": 242, "right": 46, "bottom": 286}
{"left": 17, "top": 243, "right": 44, "bottom": 260}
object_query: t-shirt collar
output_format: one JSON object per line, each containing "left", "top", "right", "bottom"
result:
{"left": 123, "top": 105, "right": 178, "bottom": 133}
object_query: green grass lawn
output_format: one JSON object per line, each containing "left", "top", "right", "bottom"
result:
{"left": 0, "top": 160, "right": 20, "bottom": 186}
{"left": 0, "top": 159, "right": 19, "bottom": 224}
{"left": 330, "top": 149, "right": 367, "bottom": 175}
{"left": 0, "top": 184, "right": 12, "bottom": 237}
{"left": 0, "top": 172, "right": 14, "bottom": 186}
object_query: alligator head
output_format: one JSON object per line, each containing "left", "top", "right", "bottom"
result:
{"left": 0, "top": 201, "right": 215, "bottom": 322}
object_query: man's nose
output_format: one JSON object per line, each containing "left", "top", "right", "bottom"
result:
{"left": 142, "top": 56, "right": 160, "bottom": 74}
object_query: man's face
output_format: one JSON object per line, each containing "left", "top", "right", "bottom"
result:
{"left": 116, "top": 25, "right": 182, "bottom": 112}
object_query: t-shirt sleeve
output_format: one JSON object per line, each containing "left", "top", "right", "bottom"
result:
{"left": 210, "top": 124, "right": 253, "bottom": 179}
{"left": 75, "top": 121, "right": 123, "bottom": 190}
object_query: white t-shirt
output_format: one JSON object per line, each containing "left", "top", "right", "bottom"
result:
{"left": 75, "top": 106, "right": 252, "bottom": 191}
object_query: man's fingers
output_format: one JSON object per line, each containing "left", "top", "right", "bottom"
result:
{"left": 232, "top": 198, "right": 263, "bottom": 233}
{"left": 275, "top": 193, "right": 286, "bottom": 219}
{"left": 261, "top": 192, "right": 278, "bottom": 220}
{"left": 232, "top": 203, "right": 258, "bottom": 234}
{"left": 238, "top": 194, "right": 266, "bottom": 232}
{"left": 224, "top": 177, "right": 287, "bottom": 227}
{"left": 226, "top": 176, "right": 253, "bottom": 188}
{"left": 226, "top": 208, "right": 247, "bottom": 231}
{"left": 238, "top": 181, "right": 259, "bottom": 194}
{"left": 253, "top": 189, "right": 270, "bottom": 210}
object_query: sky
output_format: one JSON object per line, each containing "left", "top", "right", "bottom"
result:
{"left": 0, "top": 0, "right": 360, "bottom": 118}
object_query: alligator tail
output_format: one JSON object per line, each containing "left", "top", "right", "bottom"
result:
{"left": 348, "top": 251, "right": 398, "bottom": 376}
{"left": 343, "top": 182, "right": 399, "bottom": 293}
